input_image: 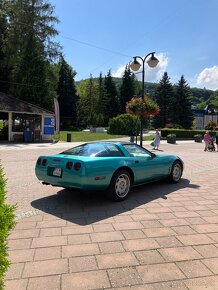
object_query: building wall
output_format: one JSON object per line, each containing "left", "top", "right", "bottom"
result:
{"left": 194, "top": 114, "right": 218, "bottom": 130}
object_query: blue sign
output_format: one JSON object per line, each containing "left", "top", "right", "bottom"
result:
{"left": 44, "top": 117, "right": 55, "bottom": 126}
{"left": 44, "top": 127, "right": 54, "bottom": 135}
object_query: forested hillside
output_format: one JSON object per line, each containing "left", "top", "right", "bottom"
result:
{"left": 77, "top": 78, "right": 216, "bottom": 108}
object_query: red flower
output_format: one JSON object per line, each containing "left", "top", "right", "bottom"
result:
{"left": 126, "top": 96, "right": 160, "bottom": 117}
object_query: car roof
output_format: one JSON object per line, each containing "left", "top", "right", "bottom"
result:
{"left": 85, "top": 141, "right": 132, "bottom": 146}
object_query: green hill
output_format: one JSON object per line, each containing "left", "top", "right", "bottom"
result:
{"left": 76, "top": 77, "right": 216, "bottom": 107}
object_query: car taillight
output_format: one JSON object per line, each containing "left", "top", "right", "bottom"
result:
{"left": 42, "top": 159, "right": 47, "bottom": 166}
{"left": 74, "top": 162, "right": 81, "bottom": 171}
{"left": 37, "top": 158, "right": 42, "bottom": 165}
{"left": 66, "top": 161, "right": 73, "bottom": 169}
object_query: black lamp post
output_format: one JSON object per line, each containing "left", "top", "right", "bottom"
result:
{"left": 130, "top": 52, "right": 159, "bottom": 147}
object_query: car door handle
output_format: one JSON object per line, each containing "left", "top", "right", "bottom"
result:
{"left": 135, "top": 160, "right": 139, "bottom": 163}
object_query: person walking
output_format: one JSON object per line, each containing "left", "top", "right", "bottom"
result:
{"left": 203, "top": 131, "right": 211, "bottom": 151}
{"left": 153, "top": 129, "right": 161, "bottom": 150}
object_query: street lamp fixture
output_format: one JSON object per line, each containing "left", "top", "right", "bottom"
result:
{"left": 130, "top": 52, "right": 159, "bottom": 147}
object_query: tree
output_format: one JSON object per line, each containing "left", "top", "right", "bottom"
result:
{"left": 57, "top": 57, "right": 78, "bottom": 129}
{"left": 197, "top": 90, "right": 218, "bottom": 109}
{"left": 94, "top": 72, "right": 104, "bottom": 126}
{"left": 76, "top": 75, "right": 100, "bottom": 128}
{"left": 173, "top": 75, "right": 194, "bottom": 128}
{"left": 103, "top": 70, "right": 119, "bottom": 125}
{"left": 119, "top": 66, "right": 137, "bottom": 114}
{"left": 0, "top": 1, "right": 10, "bottom": 93}
{"left": 4, "top": 0, "right": 59, "bottom": 62}
{"left": 153, "top": 72, "right": 174, "bottom": 128}
{"left": 15, "top": 34, "right": 50, "bottom": 108}
{"left": 85, "top": 74, "right": 99, "bottom": 127}
{"left": 96, "top": 72, "right": 105, "bottom": 114}
{"left": 2, "top": 0, "right": 60, "bottom": 108}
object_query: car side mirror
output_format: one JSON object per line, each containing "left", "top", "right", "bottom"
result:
{"left": 151, "top": 153, "right": 156, "bottom": 159}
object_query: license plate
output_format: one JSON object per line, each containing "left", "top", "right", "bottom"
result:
{"left": 53, "top": 167, "right": 62, "bottom": 177}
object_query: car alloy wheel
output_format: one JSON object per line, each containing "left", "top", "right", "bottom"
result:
{"left": 170, "top": 161, "right": 182, "bottom": 183}
{"left": 106, "top": 169, "right": 132, "bottom": 201}
{"left": 115, "top": 173, "right": 131, "bottom": 198}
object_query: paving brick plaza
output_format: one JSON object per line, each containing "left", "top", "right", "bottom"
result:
{"left": 1, "top": 140, "right": 218, "bottom": 290}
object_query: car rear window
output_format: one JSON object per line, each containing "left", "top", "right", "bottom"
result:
{"left": 61, "top": 143, "right": 123, "bottom": 157}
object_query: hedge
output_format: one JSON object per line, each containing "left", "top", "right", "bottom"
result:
{"left": 160, "top": 129, "right": 217, "bottom": 138}
{"left": 0, "top": 163, "right": 16, "bottom": 290}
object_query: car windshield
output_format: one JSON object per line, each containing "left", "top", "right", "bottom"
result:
{"left": 123, "top": 144, "right": 151, "bottom": 157}
{"left": 61, "top": 143, "right": 123, "bottom": 157}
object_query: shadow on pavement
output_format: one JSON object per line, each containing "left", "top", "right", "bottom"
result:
{"left": 31, "top": 178, "right": 200, "bottom": 225}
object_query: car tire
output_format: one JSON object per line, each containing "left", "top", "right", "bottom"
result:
{"left": 169, "top": 160, "right": 182, "bottom": 183}
{"left": 106, "top": 169, "right": 132, "bottom": 201}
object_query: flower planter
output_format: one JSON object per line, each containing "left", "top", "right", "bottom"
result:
{"left": 167, "top": 137, "right": 176, "bottom": 144}
{"left": 194, "top": 137, "right": 202, "bottom": 143}
{"left": 126, "top": 96, "right": 160, "bottom": 117}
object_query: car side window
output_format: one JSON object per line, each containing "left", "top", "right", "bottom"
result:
{"left": 104, "top": 144, "right": 123, "bottom": 157}
{"left": 124, "top": 144, "right": 151, "bottom": 157}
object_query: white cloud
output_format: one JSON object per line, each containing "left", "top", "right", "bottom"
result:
{"left": 112, "top": 65, "right": 127, "bottom": 78}
{"left": 112, "top": 53, "right": 169, "bottom": 82}
{"left": 196, "top": 66, "right": 218, "bottom": 90}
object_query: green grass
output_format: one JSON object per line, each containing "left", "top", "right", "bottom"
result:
{"left": 0, "top": 163, "right": 16, "bottom": 290}
{"left": 143, "top": 135, "right": 154, "bottom": 141}
{"left": 54, "top": 131, "right": 127, "bottom": 142}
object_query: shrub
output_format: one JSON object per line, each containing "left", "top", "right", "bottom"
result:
{"left": 108, "top": 114, "right": 138, "bottom": 135}
{"left": 167, "top": 134, "right": 176, "bottom": 138}
{"left": 194, "top": 134, "right": 203, "bottom": 138}
{"left": 0, "top": 121, "right": 4, "bottom": 131}
{"left": 0, "top": 121, "right": 5, "bottom": 140}
{"left": 0, "top": 163, "right": 16, "bottom": 289}
{"left": 205, "top": 120, "right": 217, "bottom": 130}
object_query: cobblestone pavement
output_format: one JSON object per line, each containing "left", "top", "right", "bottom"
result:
{"left": 1, "top": 140, "right": 218, "bottom": 290}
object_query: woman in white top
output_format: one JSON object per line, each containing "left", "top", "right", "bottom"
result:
{"left": 153, "top": 129, "right": 161, "bottom": 150}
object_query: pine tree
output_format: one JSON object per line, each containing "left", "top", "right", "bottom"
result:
{"left": 153, "top": 72, "right": 174, "bottom": 128}
{"left": 2, "top": 0, "right": 59, "bottom": 108}
{"left": 15, "top": 34, "right": 49, "bottom": 107}
{"left": 57, "top": 57, "right": 77, "bottom": 129}
{"left": 0, "top": 2, "right": 10, "bottom": 93}
{"left": 96, "top": 72, "right": 105, "bottom": 114}
{"left": 4, "top": 0, "right": 59, "bottom": 63}
{"left": 91, "top": 72, "right": 104, "bottom": 126}
{"left": 119, "top": 67, "right": 137, "bottom": 114}
{"left": 103, "top": 70, "right": 119, "bottom": 125}
{"left": 86, "top": 74, "right": 98, "bottom": 127}
{"left": 173, "top": 75, "right": 194, "bottom": 128}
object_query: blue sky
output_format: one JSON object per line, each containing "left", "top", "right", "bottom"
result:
{"left": 50, "top": 0, "right": 218, "bottom": 90}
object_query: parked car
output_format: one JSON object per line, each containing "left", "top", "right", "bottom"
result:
{"left": 35, "top": 141, "right": 184, "bottom": 201}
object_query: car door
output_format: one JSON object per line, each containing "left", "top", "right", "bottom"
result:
{"left": 123, "top": 144, "right": 164, "bottom": 184}
{"left": 134, "top": 154, "right": 165, "bottom": 184}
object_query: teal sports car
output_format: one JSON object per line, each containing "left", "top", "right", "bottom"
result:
{"left": 35, "top": 141, "right": 184, "bottom": 201}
